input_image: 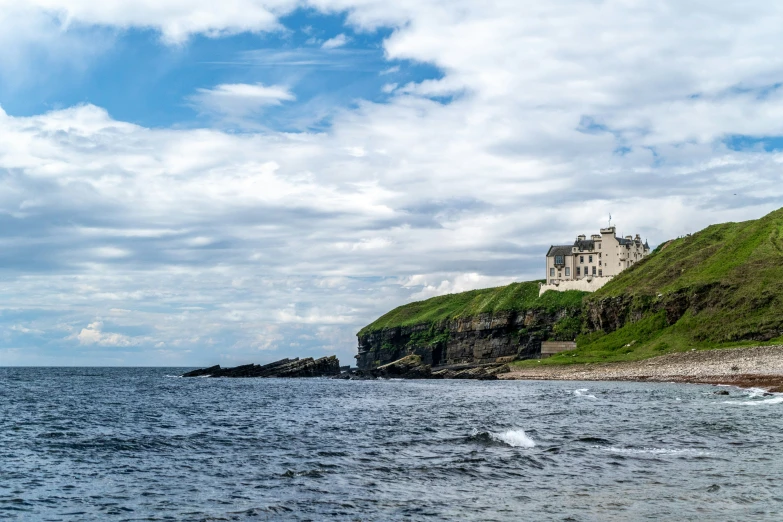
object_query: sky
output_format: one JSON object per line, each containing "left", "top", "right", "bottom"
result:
{"left": 1, "top": 1, "right": 783, "bottom": 367}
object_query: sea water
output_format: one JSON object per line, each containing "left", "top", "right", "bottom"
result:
{"left": 1, "top": 367, "right": 782, "bottom": 521}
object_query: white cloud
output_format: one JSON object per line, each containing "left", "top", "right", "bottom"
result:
{"left": 75, "top": 321, "right": 137, "bottom": 347}
{"left": 4, "top": 1, "right": 783, "bottom": 365}
{"left": 321, "top": 33, "right": 350, "bottom": 49}
{"left": 190, "top": 83, "right": 296, "bottom": 118}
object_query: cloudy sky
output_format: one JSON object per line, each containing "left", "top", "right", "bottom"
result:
{"left": 1, "top": 1, "right": 782, "bottom": 366}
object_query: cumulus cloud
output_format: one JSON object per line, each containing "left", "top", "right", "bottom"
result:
{"left": 321, "top": 33, "right": 350, "bottom": 49}
{"left": 76, "top": 322, "right": 137, "bottom": 347}
{"left": 3, "top": 1, "right": 783, "bottom": 365}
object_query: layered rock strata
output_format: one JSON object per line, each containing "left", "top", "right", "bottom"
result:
{"left": 337, "top": 354, "right": 509, "bottom": 380}
{"left": 356, "top": 308, "right": 577, "bottom": 370}
{"left": 182, "top": 356, "right": 340, "bottom": 378}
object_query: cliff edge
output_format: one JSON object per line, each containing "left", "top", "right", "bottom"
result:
{"left": 356, "top": 282, "right": 587, "bottom": 369}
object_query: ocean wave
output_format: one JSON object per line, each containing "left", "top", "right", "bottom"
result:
{"left": 599, "top": 446, "right": 710, "bottom": 456}
{"left": 470, "top": 429, "right": 536, "bottom": 448}
{"left": 723, "top": 395, "right": 783, "bottom": 406}
{"left": 573, "top": 388, "right": 597, "bottom": 399}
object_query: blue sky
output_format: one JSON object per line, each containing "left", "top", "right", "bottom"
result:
{"left": 1, "top": 0, "right": 783, "bottom": 366}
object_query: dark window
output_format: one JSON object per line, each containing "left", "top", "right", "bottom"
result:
{"left": 592, "top": 266, "right": 597, "bottom": 275}
{"left": 580, "top": 256, "right": 584, "bottom": 263}
{"left": 589, "top": 255, "right": 593, "bottom": 263}
{"left": 599, "top": 269, "right": 603, "bottom": 276}
{"left": 555, "top": 255, "right": 564, "bottom": 265}
{"left": 576, "top": 267, "right": 580, "bottom": 276}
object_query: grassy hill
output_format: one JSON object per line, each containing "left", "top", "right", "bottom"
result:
{"left": 532, "top": 207, "right": 783, "bottom": 365}
{"left": 359, "top": 281, "right": 587, "bottom": 336}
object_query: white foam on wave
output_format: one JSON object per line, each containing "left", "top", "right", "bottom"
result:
{"left": 489, "top": 429, "right": 536, "bottom": 448}
{"left": 723, "top": 395, "right": 783, "bottom": 406}
{"left": 573, "top": 388, "right": 597, "bottom": 399}
{"left": 722, "top": 387, "right": 783, "bottom": 405}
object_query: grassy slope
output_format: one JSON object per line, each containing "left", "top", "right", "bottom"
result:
{"left": 523, "top": 207, "right": 783, "bottom": 365}
{"left": 359, "top": 281, "right": 587, "bottom": 336}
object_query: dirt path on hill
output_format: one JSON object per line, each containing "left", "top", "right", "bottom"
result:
{"left": 500, "top": 345, "right": 783, "bottom": 392}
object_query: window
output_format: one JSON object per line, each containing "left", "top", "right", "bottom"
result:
{"left": 599, "top": 260, "right": 602, "bottom": 266}
{"left": 580, "top": 256, "right": 584, "bottom": 263}
{"left": 555, "top": 255, "right": 564, "bottom": 265}
{"left": 576, "top": 267, "right": 580, "bottom": 276}
{"left": 598, "top": 243, "right": 601, "bottom": 249}
{"left": 589, "top": 255, "right": 593, "bottom": 263}
{"left": 592, "top": 266, "right": 597, "bottom": 275}
{"left": 565, "top": 267, "right": 570, "bottom": 276}
{"left": 550, "top": 268, "right": 555, "bottom": 277}
{"left": 599, "top": 269, "right": 603, "bottom": 276}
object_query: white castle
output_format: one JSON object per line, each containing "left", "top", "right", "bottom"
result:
{"left": 540, "top": 225, "right": 650, "bottom": 295}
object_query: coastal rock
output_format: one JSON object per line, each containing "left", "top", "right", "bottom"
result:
{"left": 375, "top": 355, "right": 432, "bottom": 378}
{"left": 356, "top": 308, "right": 576, "bottom": 370}
{"left": 182, "top": 356, "right": 340, "bottom": 378}
{"left": 335, "top": 355, "right": 509, "bottom": 380}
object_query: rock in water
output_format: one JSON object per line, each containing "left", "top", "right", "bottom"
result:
{"left": 335, "top": 354, "right": 509, "bottom": 380}
{"left": 182, "top": 356, "right": 340, "bottom": 378}
{"left": 375, "top": 355, "right": 432, "bottom": 378}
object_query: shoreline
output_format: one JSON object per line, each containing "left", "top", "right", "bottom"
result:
{"left": 500, "top": 344, "right": 783, "bottom": 392}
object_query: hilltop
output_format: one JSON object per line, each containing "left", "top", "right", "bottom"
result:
{"left": 536, "top": 207, "right": 783, "bottom": 364}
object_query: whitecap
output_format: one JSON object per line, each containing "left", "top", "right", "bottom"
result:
{"left": 489, "top": 429, "right": 536, "bottom": 448}
{"left": 574, "top": 388, "right": 597, "bottom": 399}
{"left": 723, "top": 395, "right": 783, "bottom": 406}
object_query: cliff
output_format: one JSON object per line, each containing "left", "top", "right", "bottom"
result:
{"left": 356, "top": 282, "right": 586, "bottom": 369}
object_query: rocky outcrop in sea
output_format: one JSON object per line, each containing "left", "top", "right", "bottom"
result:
{"left": 336, "top": 354, "right": 510, "bottom": 380}
{"left": 182, "top": 356, "right": 340, "bottom": 378}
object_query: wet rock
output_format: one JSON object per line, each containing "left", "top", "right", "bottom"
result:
{"left": 714, "top": 390, "right": 730, "bottom": 395}
{"left": 375, "top": 355, "right": 432, "bottom": 379}
{"left": 182, "top": 356, "right": 340, "bottom": 378}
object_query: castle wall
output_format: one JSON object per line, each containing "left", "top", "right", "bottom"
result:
{"left": 538, "top": 276, "right": 612, "bottom": 296}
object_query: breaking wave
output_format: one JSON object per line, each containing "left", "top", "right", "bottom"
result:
{"left": 574, "top": 388, "right": 597, "bottom": 399}
{"left": 470, "top": 429, "right": 536, "bottom": 448}
{"left": 722, "top": 388, "right": 783, "bottom": 405}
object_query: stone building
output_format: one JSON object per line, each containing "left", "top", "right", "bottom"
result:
{"left": 541, "top": 226, "right": 650, "bottom": 293}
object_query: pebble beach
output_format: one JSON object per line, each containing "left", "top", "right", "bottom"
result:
{"left": 501, "top": 345, "right": 783, "bottom": 392}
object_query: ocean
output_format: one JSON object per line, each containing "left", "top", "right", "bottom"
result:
{"left": 1, "top": 367, "right": 781, "bottom": 521}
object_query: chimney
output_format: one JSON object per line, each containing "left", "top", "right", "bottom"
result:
{"left": 577, "top": 234, "right": 586, "bottom": 241}
{"left": 625, "top": 235, "right": 632, "bottom": 240}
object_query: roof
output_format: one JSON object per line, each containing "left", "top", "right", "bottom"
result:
{"left": 573, "top": 239, "right": 595, "bottom": 251}
{"left": 546, "top": 245, "right": 573, "bottom": 258}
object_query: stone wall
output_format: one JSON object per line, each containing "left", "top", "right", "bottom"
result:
{"left": 539, "top": 276, "right": 611, "bottom": 296}
{"left": 541, "top": 341, "right": 577, "bottom": 358}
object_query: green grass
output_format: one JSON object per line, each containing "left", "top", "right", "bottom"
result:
{"left": 557, "top": 206, "right": 783, "bottom": 363}
{"left": 359, "top": 281, "right": 588, "bottom": 335}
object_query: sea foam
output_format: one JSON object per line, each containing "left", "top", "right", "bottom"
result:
{"left": 489, "top": 429, "right": 536, "bottom": 448}
{"left": 574, "top": 388, "right": 597, "bottom": 399}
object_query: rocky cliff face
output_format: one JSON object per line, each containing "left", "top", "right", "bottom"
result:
{"left": 356, "top": 308, "right": 579, "bottom": 369}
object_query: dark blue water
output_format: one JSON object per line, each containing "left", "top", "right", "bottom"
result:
{"left": 1, "top": 368, "right": 782, "bottom": 521}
